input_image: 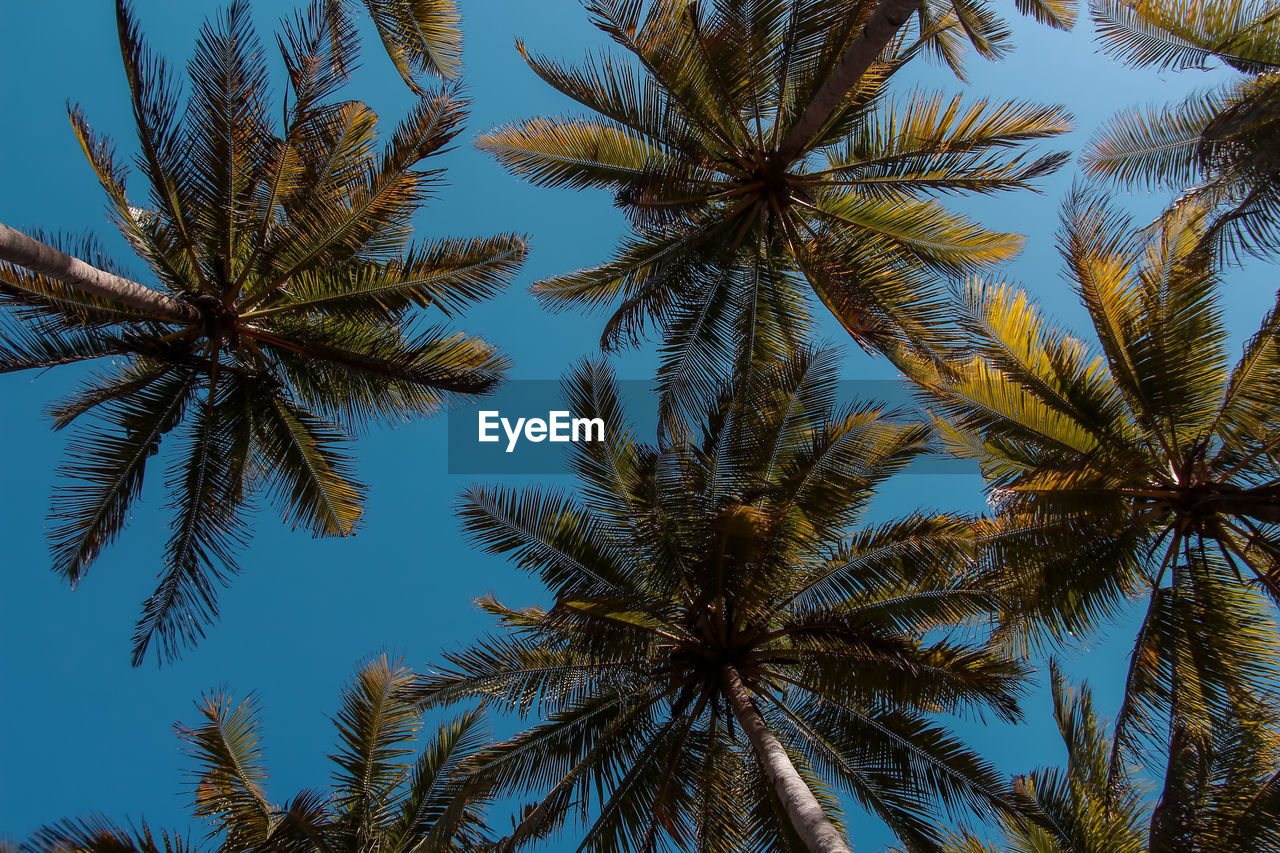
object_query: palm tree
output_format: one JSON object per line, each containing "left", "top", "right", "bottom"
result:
{"left": 0, "top": 0, "right": 527, "bottom": 665}
{"left": 1082, "top": 0, "right": 1280, "bottom": 260}
{"left": 475, "top": 0, "right": 1074, "bottom": 418}
{"left": 938, "top": 663, "right": 1280, "bottom": 853}
{"left": 902, "top": 189, "right": 1280, "bottom": 794}
{"left": 22, "top": 655, "right": 493, "bottom": 853}
{"left": 407, "top": 348, "right": 1028, "bottom": 853}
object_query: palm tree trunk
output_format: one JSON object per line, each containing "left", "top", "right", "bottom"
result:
{"left": 723, "top": 665, "right": 851, "bottom": 853}
{"left": 776, "top": 0, "right": 923, "bottom": 162}
{"left": 0, "top": 222, "right": 198, "bottom": 322}
{"left": 1149, "top": 722, "right": 1202, "bottom": 853}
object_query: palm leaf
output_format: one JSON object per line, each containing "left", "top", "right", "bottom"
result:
{"left": 132, "top": 378, "right": 254, "bottom": 665}
{"left": 49, "top": 368, "right": 197, "bottom": 584}
{"left": 179, "top": 693, "right": 275, "bottom": 848}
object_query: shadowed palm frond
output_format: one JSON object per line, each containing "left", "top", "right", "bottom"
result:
{"left": 940, "top": 662, "right": 1280, "bottom": 853}
{"left": 1086, "top": 0, "right": 1280, "bottom": 259}
{"left": 21, "top": 818, "right": 197, "bottom": 853}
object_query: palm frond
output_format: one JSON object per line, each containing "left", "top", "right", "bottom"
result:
{"left": 457, "top": 484, "right": 634, "bottom": 599}
{"left": 1092, "top": 0, "right": 1280, "bottom": 72}
{"left": 179, "top": 693, "right": 275, "bottom": 848}
{"left": 22, "top": 818, "right": 195, "bottom": 853}
{"left": 390, "top": 707, "right": 491, "bottom": 848}
{"left": 1082, "top": 88, "right": 1223, "bottom": 188}
{"left": 249, "top": 389, "right": 363, "bottom": 537}
{"left": 132, "top": 378, "right": 254, "bottom": 666}
{"left": 359, "top": 0, "right": 464, "bottom": 87}
{"left": 49, "top": 368, "right": 197, "bottom": 585}
{"left": 329, "top": 655, "right": 420, "bottom": 844}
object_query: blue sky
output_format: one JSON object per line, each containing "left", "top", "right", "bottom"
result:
{"left": 0, "top": 1, "right": 1274, "bottom": 849}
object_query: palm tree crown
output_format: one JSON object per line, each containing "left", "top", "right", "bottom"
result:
{"left": 477, "top": 0, "right": 1074, "bottom": 418}
{"left": 408, "top": 349, "right": 1028, "bottom": 853}
{"left": 23, "top": 655, "right": 493, "bottom": 853}
{"left": 1083, "top": 0, "right": 1280, "bottom": 259}
{"left": 940, "top": 663, "right": 1280, "bottom": 853}
{"left": 0, "top": 0, "right": 527, "bottom": 664}
{"left": 904, "top": 190, "right": 1280, "bottom": 793}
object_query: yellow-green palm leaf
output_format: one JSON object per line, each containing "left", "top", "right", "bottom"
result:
{"left": 905, "top": 190, "right": 1280, "bottom": 798}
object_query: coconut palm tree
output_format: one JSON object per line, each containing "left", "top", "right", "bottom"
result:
{"left": 903, "top": 189, "right": 1280, "bottom": 794}
{"left": 476, "top": 0, "right": 1074, "bottom": 418}
{"left": 937, "top": 664, "right": 1280, "bottom": 853}
{"left": 22, "top": 655, "right": 493, "bottom": 853}
{"left": 1082, "top": 0, "right": 1280, "bottom": 260}
{"left": 406, "top": 348, "right": 1028, "bottom": 853}
{"left": 0, "top": 0, "right": 527, "bottom": 665}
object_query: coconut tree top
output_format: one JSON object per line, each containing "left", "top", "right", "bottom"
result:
{"left": 408, "top": 349, "right": 1029, "bottom": 853}
{"left": 0, "top": 0, "right": 527, "bottom": 664}
{"left": 939, "top": 663, "right": 1280, "bottom": 853}
{"left": 23, "top": 655, "right": 493, "bottom": 852}
{"left": 904, "top": 190, "right": 1280, "bottom": 794}
{"left": 476, "top": 0, "right": 1074, "bottom": 420}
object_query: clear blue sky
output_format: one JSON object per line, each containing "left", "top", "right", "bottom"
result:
{"left": 0, "top": 1, "right": 1272, "bottom": 849}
